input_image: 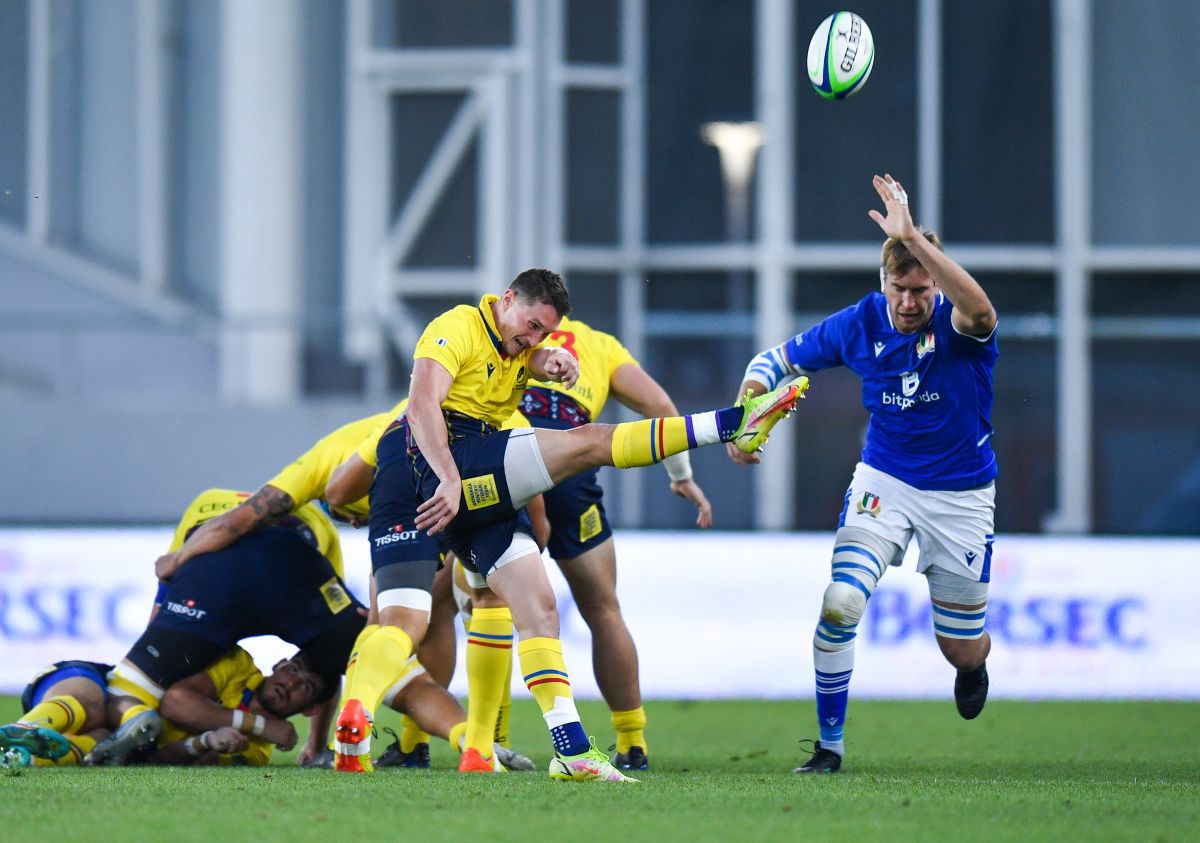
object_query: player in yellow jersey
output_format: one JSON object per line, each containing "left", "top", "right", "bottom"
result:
{"left": 1, "top": 647, "right": 329, "bottom": 768}
{"left": 333, "top": 268, "right": 806, "bottom": 780}
{"left": 519, "top": 315, "right": 713, "bottom": 770}
{"left": 326, "top": 405, "right": 548, "bottom": 773}
{"left": 147, "top": 411, "right": 440, "bottom": 766}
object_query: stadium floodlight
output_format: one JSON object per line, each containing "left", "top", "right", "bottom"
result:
{"left": 700, "top": 121, "right": 765, "bottom": 244}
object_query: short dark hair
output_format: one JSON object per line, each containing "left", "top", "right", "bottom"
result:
{"left": 291, "top": 650, "right": 340, "bottom": 704}
{"left": 509, "top": 268, "right": 571, "bottom": 317}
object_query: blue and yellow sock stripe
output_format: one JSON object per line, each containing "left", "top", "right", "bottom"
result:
{"left": 467, "top": 630, "right": 514, "bottom": 650}
{"left": 523, "top": 668, "right": 570, "bottom": 689}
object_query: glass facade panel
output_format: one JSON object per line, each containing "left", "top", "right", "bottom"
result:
{"left": 76, "top": 0, "right": 140, "bottom": 273}
{"left": 373, "top": 0, "right": 513, "bottom": 48}
{"left": 167, "top": 0, "right": 220, "bottom": 312}
{"left": 1093, "top": 0, "right": 1200, "bottom": 245}
{"left": 1093, "top": 340, "right": 1200, "bottom": 535}
{"left": 1093, "top": 272, "right": 1200, "bottom": 317}
{"left": 942, "top": 1, "right": 1053, "bottom": 243}
{"left": 646, "top": 1, "right": 754, "bottom": 243}
{"left": 0, "top": 0, "right": 28, "bottom": 227}
{"left": 389, "top": 94, "right": 477, "bottom": 268}
{"left": 562, "top": 272, "right": 619, "bottom": 337}
{"left": 566, "top": 90, "right": 620, "bottom": 245}
{"left": 566, "top": 0, "right": 619, "bottom": 65}
{"left": 793, "top": 1, "right": 917, "bottom": 243}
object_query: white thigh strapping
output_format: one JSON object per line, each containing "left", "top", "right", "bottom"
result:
{"left": 503, "top": 427, "right": 553, "bottom": 509}
{"left": 842, "top": 462, "right": 995, "bottom": 582}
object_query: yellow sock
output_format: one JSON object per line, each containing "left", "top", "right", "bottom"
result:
{"left": 448, "top": 720, "right": 468, "bottom": 753}
{"left": 611, "top": 417, "right": 694, "bottom": 468}
{"left": 464, "top": 607, "right": 514, "bottom": 754}
{"left": 120, "top": 704, "right": 153, "bottom": 726}
{"left": 329, "top": 623, "right": 379, "bottom": 750}
{"left": 611, "top": 707, "right": 647, "bottom": 754}
{"left": 32, "top": 734, "right": 96, "bottom": 766}
{"left": 399, "top": 714, "right": 429, "bottom": 753}
{"left": 344, "top": 625, "right": 414, "bottom": 717}
{"left": 494, "top": 658, "right": 512, "bottom": 748}
{"left": 518, "top": 637, "right": 589, "bottom": 756}
{"left": 19, "top": 695, "right": 86, "bottom": 734}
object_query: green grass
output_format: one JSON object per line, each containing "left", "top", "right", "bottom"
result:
{"left": 2, "top": 696, "right": 1196, "bottom": 841}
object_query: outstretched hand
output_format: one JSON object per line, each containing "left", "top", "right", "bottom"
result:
{"left": 670, "top": 478, "right": 713, "bottom": 528}
{"left": 867, "top": 174, "right": 916, "bottom": 242}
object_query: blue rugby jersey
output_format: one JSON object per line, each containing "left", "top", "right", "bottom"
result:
{"left": 784, "top": 291, "right": 998, "bottom": 491}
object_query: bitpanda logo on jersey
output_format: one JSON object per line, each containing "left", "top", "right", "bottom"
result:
{"left": 165, "top": 598, "right": 207, "bottom": 620}
{"left": 882, "top": 370, "right": 941, "bottom": 410}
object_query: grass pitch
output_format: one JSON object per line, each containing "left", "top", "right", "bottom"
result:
{"left": 1, "top": 696, "right": 1196, "bottom": 842}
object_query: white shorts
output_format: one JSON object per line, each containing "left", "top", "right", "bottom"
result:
{"left": 840, "top": 462, "right": 995, "bottom": 584}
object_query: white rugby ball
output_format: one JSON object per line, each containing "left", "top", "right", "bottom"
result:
{"left": 807, "top": 11, "right": 875, "bottom": 100}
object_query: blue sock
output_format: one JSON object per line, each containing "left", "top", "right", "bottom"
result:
{"left": 715, "top": 406, "right": 745, "bottom": 440}
{"left": 550, "top": 721, "right": 590, "bottom": 756}
{"left": 813, "top": 628, "right": 855, "bottom": 757}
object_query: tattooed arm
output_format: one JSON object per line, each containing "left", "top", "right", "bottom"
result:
{"left": 155, "top": 485, "right": 295, "bottom": 581}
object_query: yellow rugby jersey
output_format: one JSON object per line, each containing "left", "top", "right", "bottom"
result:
{"left": 356, "top": 400, "right": 526, "bottom": 468}
{"left": 168, "top": 488, "right": 345, "bottom": 578}
{"left": 413, "top": 294, "right": 540, "bottom": 427}
{"left": 527, "top": 316, "right": 637, "bottom": 419}
{"left": 158, "top": 646, "right": 273, "bottom": 766}
{"left": 268, "top": 413, "right": 395, "bottom": 524}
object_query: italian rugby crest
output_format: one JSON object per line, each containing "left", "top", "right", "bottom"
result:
{"left": 916, "top": 330, "right": 935, "bottom": 359}
{"left": 855, "top": 492, "right": 881, "bottom": 517}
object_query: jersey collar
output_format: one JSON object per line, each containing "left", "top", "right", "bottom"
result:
{"left": 477, "top": 294, "right": 507, "bottom": 357}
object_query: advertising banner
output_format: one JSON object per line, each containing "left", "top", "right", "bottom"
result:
{"left": 0, "top": 528, "right": 1194, "bottom": 699}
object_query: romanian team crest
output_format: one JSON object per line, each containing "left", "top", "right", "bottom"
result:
{"left": 855, "top": 492, "right": 881, "bottom": 517}
{"left": 916, "top": 330, "right": 935, "bottom": 359}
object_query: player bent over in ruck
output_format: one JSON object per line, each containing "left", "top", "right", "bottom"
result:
{"left": 730, "top": 175, "right": 998, "bottom": 774}
{"left": 333, "top": 268, "right": 805, "bottom": 780}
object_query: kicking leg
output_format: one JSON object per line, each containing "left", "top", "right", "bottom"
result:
{"left": 504, "top": 381, "right": 807, "bottom": 503}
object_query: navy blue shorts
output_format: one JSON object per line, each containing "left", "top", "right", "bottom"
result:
{"left": 380, "top": 418, "right": 534, "bottom": 577}
{"left": 369, "top": 423, "right": 450, "bottom": 588}
{"left": 21, "top": 660, "right": 113, "bottom": 713}
{"left": 130, "top": 527, "right": 366, "bottom": 684}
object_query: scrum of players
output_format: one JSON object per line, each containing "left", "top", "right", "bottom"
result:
{"left": 1, "top": 176, "right": 998, "bottom": 779}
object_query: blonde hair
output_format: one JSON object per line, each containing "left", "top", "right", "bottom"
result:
{"left": 881, "top": 228, "right": 943, "bottom": 279}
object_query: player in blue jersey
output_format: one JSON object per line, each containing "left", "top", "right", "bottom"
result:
{"left": 729, "top": 174, "right": 998, "bottom": 774}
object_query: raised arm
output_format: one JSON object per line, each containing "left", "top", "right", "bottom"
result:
{"left": 869, "top": 173, "right": 996, "bottom": 337}
{"left": 609, "top": 362, "right": 713, "bottom": 528}
{"left": 154, "top": 485, "right": 295, "bottom": 581}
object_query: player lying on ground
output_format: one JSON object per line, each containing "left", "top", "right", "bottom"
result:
{"left": 330, "top": 268, "right": 805, "bottom": 781}
{"left": 729, "top": 174, "right": 998, "bottom": 774}
{"left": 0, "top": 647, "right": 328, "bottom": 767}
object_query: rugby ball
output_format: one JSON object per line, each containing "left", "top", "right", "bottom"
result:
{"left": 807, "top": 11, "right": 874, "bottom": 100}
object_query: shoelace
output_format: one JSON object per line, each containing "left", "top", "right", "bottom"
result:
{"left": 380, "top": 726, "right": 400, "bottom": 753}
